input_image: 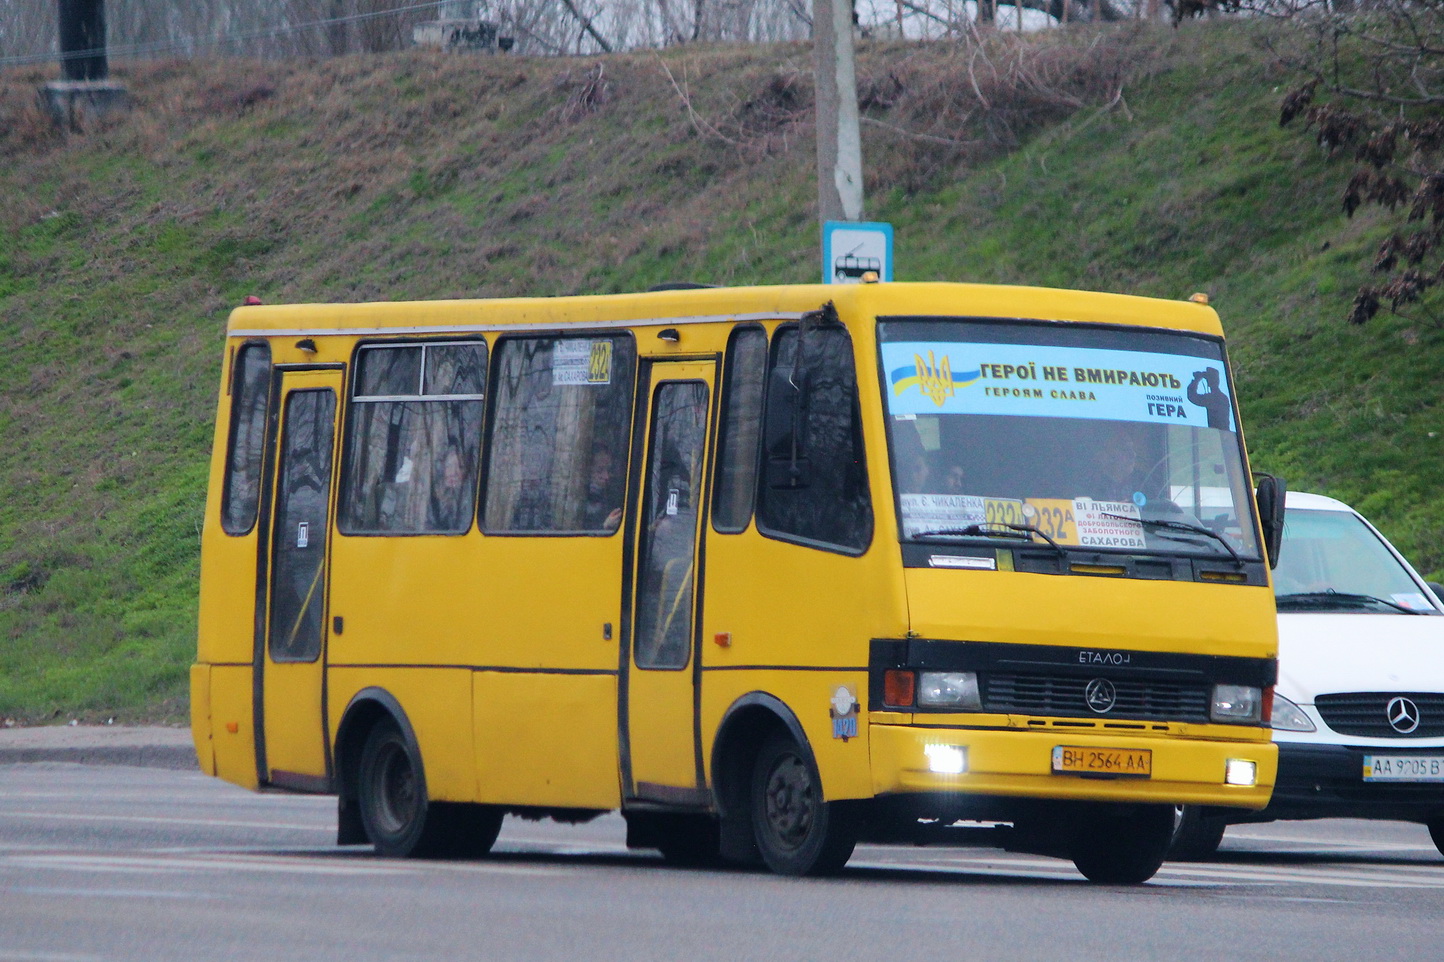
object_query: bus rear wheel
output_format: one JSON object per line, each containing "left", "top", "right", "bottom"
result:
{"left": 357, "top": 719, "right": 501, "bottom": 858}
{"left": 1070, "top": 804, "right": 1174, "bottom": 884}
{"left": 750, "top": 734, "right": 856, "bottom": 876}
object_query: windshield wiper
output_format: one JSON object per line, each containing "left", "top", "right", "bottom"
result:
{"left": 913, "top": 522, "right": 1066, "bottom": 555}
{"left": 1101, "top": 512, "right": 1243, "bottom": 567}
{"left": 1274, "top": 591, "right": 1425, "bottom": 614}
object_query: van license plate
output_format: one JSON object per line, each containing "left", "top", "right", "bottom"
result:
{"left": 1363, "top": 755, "right": 1444, "bottom": 782}
{"left": 1052, "top": 746, "right": 1152, "bottom": 777}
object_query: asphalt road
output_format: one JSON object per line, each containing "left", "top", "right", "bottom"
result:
{"left": 1, "top": 762, "right": 1442, "bottom": 962}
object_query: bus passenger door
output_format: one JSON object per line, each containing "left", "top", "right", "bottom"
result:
{"left": 624, "top": 360, "right": 715, "bottom": 803}
{"left": 257, "top": 368, "right": 343, "bottom": 791}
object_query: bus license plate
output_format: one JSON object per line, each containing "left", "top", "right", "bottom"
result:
{"left": 1363, "top": 755, "right": 1444, "bottom": 782}
{"left": 1052, "top": 746, "right": 1152, "bottom": 777}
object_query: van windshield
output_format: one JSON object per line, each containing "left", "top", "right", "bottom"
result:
{"left": 877, "top": 317, "right": 1261, "bottom": 562}
{"left": 1273, "top": 508, "right": 1437, "bottom": 613}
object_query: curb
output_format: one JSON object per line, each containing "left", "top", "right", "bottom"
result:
{"left": 0, "top": 727, "right": 198, "bottom": 771}
{"left": 0, "top": 744, "right": 198, "bottom": 770}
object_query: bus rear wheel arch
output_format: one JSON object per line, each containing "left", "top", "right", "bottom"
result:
{"left": 357, "top": 719, "right": 431, "bottom": 855}
{"left": 339, "top": 698, "right": 502, "bottom": 859}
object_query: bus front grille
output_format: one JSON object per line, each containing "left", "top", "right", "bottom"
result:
{"left": 983, "top": 673, "right": 1211, "bottom": 722}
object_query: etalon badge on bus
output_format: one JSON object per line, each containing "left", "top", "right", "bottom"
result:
{"left": 830, "top": 686, "right": 859, "bottom": 741}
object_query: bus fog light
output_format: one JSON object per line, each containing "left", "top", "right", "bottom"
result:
{"left": 1211, "top": 684, "right": 1263, "bottom": 724}
{"left": 924, "top": 744, "right": 967, "bottom": 775}
{"left": 917, "top": 672, "right": 981, "bottom": 709}
{"left": 1225, "top": 758, "right": 1257, "bottom": 786}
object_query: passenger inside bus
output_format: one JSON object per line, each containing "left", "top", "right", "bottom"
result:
{"left": 426, "top": 447, "right": 471, "bottom": 531}
{"left": 581, "top": 448, "right": 623, "bottom": 532}
{"left": 893, "top": 418, "right": 968, "bottom": 497}
{"left": 1074, "top": 421, "right": 1149, "bottom": 504}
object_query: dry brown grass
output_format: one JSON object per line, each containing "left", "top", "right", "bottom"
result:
{"left": 646, "top": 27, "right": 1159, "bottom": 191}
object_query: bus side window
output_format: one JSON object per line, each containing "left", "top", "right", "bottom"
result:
{"left": 338, "top": 341, "right": 487, "bottom": 535}
{"left": 220, "top": 342, "right": 272, "bottom": 535}
{"left": 482, "top": 335, "right": 636, "bottom": 535}
{"left": 712, "top": 326, "right": 767, "bottom": 533}
{"left": 756, "top": 324, "right": 872, "bottom": 553}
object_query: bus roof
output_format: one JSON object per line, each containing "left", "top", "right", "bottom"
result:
{"left": 224, "top": 282, "right": 1224, "bottom": 340}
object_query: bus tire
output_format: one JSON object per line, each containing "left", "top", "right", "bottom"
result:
{"left": 750, "top": 734, "right": 856, "bottom": 876}
{"left": 1427, "top": 816, "right": 1444, "bottom": 858}
{"left": 1070, "top": 804, "right": 1173, "bottom": 884}
{"left": 1168, "top": 805, "right": 1227, "bottom": 861}
{"left": 430, "top": 803, "right": 505, "bottom": 855}
{"left": 357, "top": 719, "right": 501, "bottom": 858}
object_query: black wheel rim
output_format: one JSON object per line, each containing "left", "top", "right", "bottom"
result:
{"left": 374, "top": 739, "right": 419, "bottom": 838}
{"left": 762, "top": 750, "right": 815, "bottom": 852}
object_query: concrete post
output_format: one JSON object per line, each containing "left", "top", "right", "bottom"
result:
{"left": 813, "top": 0, "right": 865, "bottom": 225}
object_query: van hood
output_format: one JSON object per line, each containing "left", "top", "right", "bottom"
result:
{"left": 1277, "top": 612, "right": 1444, "bottom": 702}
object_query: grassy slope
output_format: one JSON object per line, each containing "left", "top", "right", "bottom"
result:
{"left": 0, "top": 20, "right": 1438, "bottom": 722}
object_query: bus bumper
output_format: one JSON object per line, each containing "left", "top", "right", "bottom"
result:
{"left": 868, "top": 723, "right": 1277, "bottom": 811}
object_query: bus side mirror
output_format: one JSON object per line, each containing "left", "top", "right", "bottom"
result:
{"left": 1254, "top": 474, "right": 1286, "bottom": 569}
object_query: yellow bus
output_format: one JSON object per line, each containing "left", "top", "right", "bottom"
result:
{"left": 191, "top": 280, "right": 1283, "bottom": 884}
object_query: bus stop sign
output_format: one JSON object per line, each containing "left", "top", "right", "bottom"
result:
{"left": 823, "top": 220, "right": 893, "bottom": 284}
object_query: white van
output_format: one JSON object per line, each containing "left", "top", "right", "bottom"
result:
{"left": 1171, "top": 491, "right": 1444, "bottom": 858}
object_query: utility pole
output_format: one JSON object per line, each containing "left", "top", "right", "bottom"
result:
{"left": 813, "top": 0, "right": 864, "bottom": 225}
{"left": 58, "top": 0, "right": 107, "bottom": 80}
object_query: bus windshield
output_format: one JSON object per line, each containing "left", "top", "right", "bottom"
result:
{"left": 878, "top": 317, "right": 1261, "bottom": 562}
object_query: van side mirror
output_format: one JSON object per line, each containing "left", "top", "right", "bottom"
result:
{"left": 1428, "top": 582, "right": 1444, "bottom": 604}
{"left": 1254, "top": 473, "right": 1286, "bottom": 569}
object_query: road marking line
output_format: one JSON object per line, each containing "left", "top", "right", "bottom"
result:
{"left": 851, "top": 852, "right": 1444, "bottom": 888}
{"left": 1226, "top": 832, "right": 1438, "bottom": 852}
{"left": 1, "top": 852, "right": 572, "bottom": 879}
{"left": 1156, "top": 863, "right": 1444, "bottom": 887}
{"left": 0, "top": 810, "right": 330, "bottom": 831}
{"left": 5, "top": 885, "right": 219, "bottom": 900}
{"left": 1, "top": 854, "right": 409, "bottom": 877}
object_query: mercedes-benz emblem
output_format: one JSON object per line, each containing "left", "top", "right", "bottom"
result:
{"left": 1387, "top": 696, "right": 1421, "bottom": 734}
{"left": 1085, "top": 678, "right": 1117, "bottom": 714}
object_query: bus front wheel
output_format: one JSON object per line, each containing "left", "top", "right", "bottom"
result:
{"left": 1169, "top": 805, "right": 1227, "bottom": 861}
{"left": 1070, "top": 803, "right": 1174, "bottom": 884}
{"left": 1426, "top": 816, "right": 1444, "bottom": 858}
{"left": 357, "top": 719, "right": 501, "bottom": 858}
{"left": 749, "top": 734, "right": 857, "bottom": 876}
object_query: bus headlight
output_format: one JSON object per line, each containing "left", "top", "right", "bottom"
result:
{"left": 1270, "top": 692, "right": 1316, "bottom": 732}
{"left": 917, "top": 672, "right": 982, "bottom": 710}
{"left": 1211, "top": 684, "right": 1264, "bottom": 724}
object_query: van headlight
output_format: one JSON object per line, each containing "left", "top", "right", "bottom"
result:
{"left": 1211, "top": 684, "right": 1264, "bottom": 724}
{"left": 917, "top": 672, "right": 982, "bottom": 710}
{"left": 1270, "top": 692, "right": 1316, "bottom": 732}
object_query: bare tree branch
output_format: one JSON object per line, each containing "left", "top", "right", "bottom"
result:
{"left": 557, "top": 0, "right": 613, "bottom": 52}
